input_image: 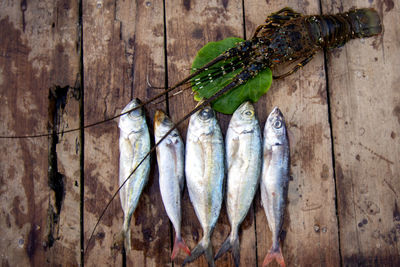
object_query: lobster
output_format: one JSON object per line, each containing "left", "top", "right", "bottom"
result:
{"left": 102, "top": 7, "right": 383, "bottom": 129}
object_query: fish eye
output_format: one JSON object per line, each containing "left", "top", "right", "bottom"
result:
{"left": 273, "top": 120, "right": 282, "bottom": 129}
{"left": 128, "top": 108, "right": 142, "bottom": 118}
{"left": 199, "top": 107, "right": 213, "bottom": 119}
{"left": 243, "top": 110, "right": 254, "bottom": 116}
{"left": 200, "top": 109, "right": 209, "bottom": 117}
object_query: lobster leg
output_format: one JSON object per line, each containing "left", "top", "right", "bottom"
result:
{"left": 273, "top": 53, "right": 315, "bottom": 79}
{"left": 268, "top": 7, "right": 301, "bottom": 21}
{"left": 252, "top": 8, "right": 302, "bottom": 38}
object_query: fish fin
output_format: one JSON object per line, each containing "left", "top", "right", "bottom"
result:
{"left": 262, "top": 246, "right": 285, "bottom": 267}
{"left": 171, "top": 235, "right": 191, "bottom": 260}
{"left": 214, "top": 235, "right": 240, "bottom": 267}
{"left": 214, "top": 236, "right": 232, "bottom": 260}
{"left": 182, "top": 238, "right": 214, "bottom": 267}
{"left": 231, "top": 237, "right": 240, "bottom": 267}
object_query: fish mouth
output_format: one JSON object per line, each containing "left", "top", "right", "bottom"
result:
{"left": 154, "top": 110, "right": 172, "bottom": 129}
{"left": 121, "top": 98, "right": 143, "bottom": 117}
{"left": 270, "top": 106, "right": 283, "bottom": 117}
{"left": 238, "top": 101, "right": 253, "bottom": 111}
{"left": 154, "top": 110, "right": 166, "bottom": 125}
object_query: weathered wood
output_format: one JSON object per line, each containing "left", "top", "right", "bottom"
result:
{"left": 0, "top": 0, "right": 80, "bottom": 266}
{"left": 82, "top": 0, "right": 170, "bottom": 266}
{"left": 2, "top": 0, "right": 400, "bottom": 266}
{"left": 82, "top": 0, "right": 131, "bottom": 265}
{"left": 322, "top": 0, "right": 400, "bottom": 265}
{"left": 123, "top": 0, "right": 172, "bottom": 266}
{"left": 165, "top": 0, "right": 258, "bottom": 266}
{"left": 245, "top": 1, "right": 341, "bottom": 266}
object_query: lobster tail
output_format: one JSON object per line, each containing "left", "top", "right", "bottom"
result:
{"left": 345, "top": 8, "right": 382, "bottom": 38}
{"left": 305, "top": 8, "right": 382, "bottom": 49}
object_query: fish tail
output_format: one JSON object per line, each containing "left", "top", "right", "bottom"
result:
{"left": 171, "top": 234, "right": 191, "bottom": 260}
{"left": 214, "top": 233, "right": 240, "bottom": 267}
{"left": 182, "top": 237, "right": 214, "bottom": 267}
{"left": 124, "top": 228, "right": 131, "bottom": 250}
{"left": 262, "top": 245, "right": 285, "bottom": 267}
{"left": 121, "top": 219, "right": 132, "bottom": 250}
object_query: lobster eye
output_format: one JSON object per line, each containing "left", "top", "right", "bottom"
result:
{"left": 273, "top": 120, "right": 282, "bottom": 129}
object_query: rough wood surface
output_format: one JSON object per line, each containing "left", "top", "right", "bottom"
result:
{"left": 1, "top": 0, "right": 400, "bottom": 266}
{"left": 82, "top": 0, "right": 171, "bottom": 266}
{"left": 322, "top": 0, "right": 400, "bottom": 265}
{"left": 82, "top": 0, "right": 134, "bottom": 265}
{"left": 0, "top": 0, "right": 80, "bottom": 266}
{"left": 165, "top": 1, "right": 257, "bottom": 266}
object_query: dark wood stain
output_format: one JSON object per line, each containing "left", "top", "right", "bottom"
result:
{"left": 183, "top": 0, "right": 191, "bottom": 11}
{"left": 393, "top": 105, "right": 400, "bottom": 125}
{"left": 378, "top": 0, "right": 395, "bottom": 12}
{"left": 0, "top": 17, "right": 49, "bottom": 265}
{"left": 191, "top": 27, "right": 204, "bottom": 39}
{"left": 393, "top": 201, "right": 400, "bottom": 222}
{"left": 320, "top": 163, "right": 329, "bottom": 180}
{"left": 222, "top": 0, "right": 229, "bottom": 9}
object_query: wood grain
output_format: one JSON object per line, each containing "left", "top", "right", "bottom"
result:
{"left": 83, "top": 0, "right": 131, "bottom": 265}
{"left": 322, "top": 0, "right": 400, "bottom": 265}
{"left": 0, "top": 0, "right": 80, "bottom": 266}
{"left": 245, "top": 1, "right": 340, "bottom": 266}
{"left": 124, "top": 0, "right": 172, "bottom": 266}
{"left": 1, "top": 0, "right": 400, "bottom": 266}
{"left": 83, "top": 0, "right": 171, "bottom": 266}
{"left": 165, "top": 0, "right": 258, "bottom": 266}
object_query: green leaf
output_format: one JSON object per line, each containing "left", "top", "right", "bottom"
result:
{"left": 191, "top": 37, "right": 272, "bottom": 114}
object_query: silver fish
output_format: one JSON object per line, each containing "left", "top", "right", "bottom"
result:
{"left": 261, "top": 107, "right": 290, "bottom": 267}
{"left": 153, "top": 110, "right": 190, "bottom": 260}
{"left": 118, "top": 98, "right": 151, "bottom": 250}
{"left": 215, "top": 101, "right": 262, "bottom": 267}
{"left": 183, "top": 106, "right": 225, "bottom": 267}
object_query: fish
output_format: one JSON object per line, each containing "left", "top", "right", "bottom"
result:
{"left": 214, "top": 101, "right": 262, "bottom": 267}
{"left": 183, "top": 105, "right": 225, "bottom": 267}
{"left": 153, "top": 110, "right": 191, "bottom": 260}
{"left": 260, "top": 107, "right": 290, "bottom": 267}
{"left": 118, "top": 98, "right": 151, "bottom": 250}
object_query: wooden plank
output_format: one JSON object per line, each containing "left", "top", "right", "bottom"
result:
{"left": 122, "top": 0, "right": 172, "bottom": 265}
{"left": 165, "top": 1, "right": 258, "bottom": 267}
{"left": 244, "top": 1, "right": 341, "bottom": 266}
{"left": 82, "top": 0, "right": 170, "bottom": 266}
{"left": 321, "top": 0, "right": 400, "bottom": 265}
{"left": 0, "top": 0, "right": 80, "bottom": 266}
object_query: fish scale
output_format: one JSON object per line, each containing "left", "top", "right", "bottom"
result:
{"left": 118, "top": 98, "right": 151, "bottom": 251}
{"left": 261, "top": 107, "right": 290, "bottom": 267}
{"left": 153, "top": 110, "right": 190, "bottom": 260}
{"left": 214, "top": 101, "right": 262, "bottom": 267}
{"left": 183, "top": 105, "right": 224, "bottom": 267}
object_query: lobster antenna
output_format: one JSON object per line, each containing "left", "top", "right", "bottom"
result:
{"left": 84, "top": 76, "right": 238, "bottom": 257}
{"left": 0, "top": 54, "right": 228, "bottom": 139}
